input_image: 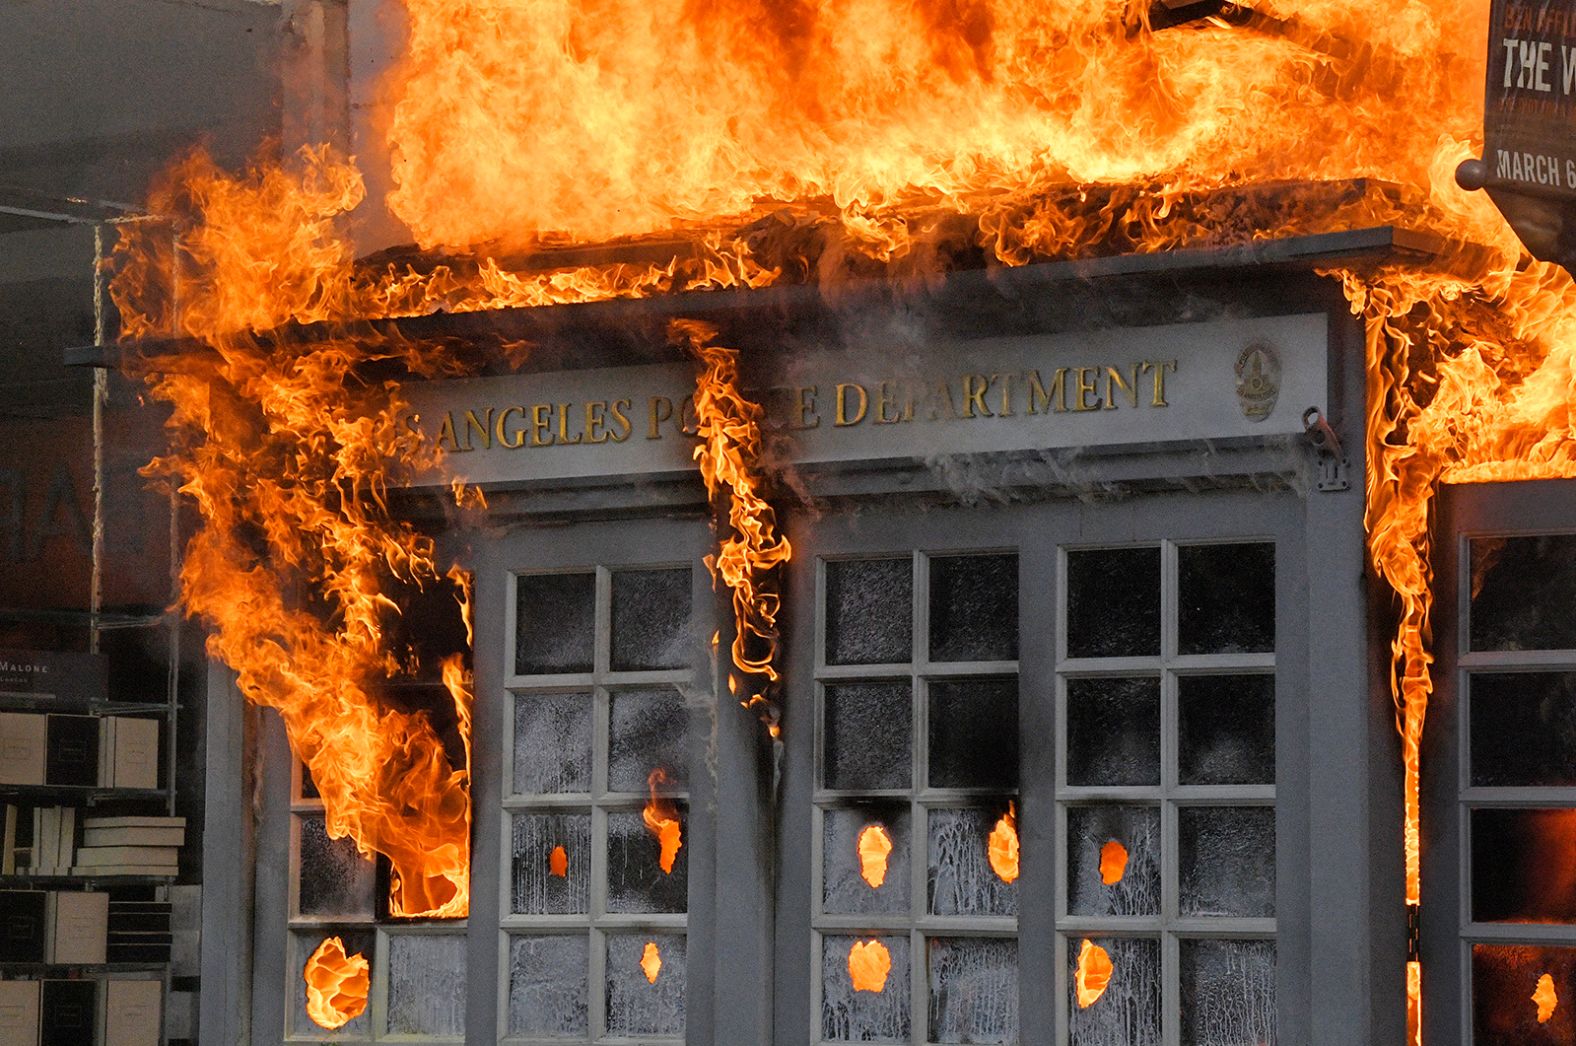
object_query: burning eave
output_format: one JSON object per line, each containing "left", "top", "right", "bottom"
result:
{"left": 65, "top": 193, "right": 1473, "bottom": 381}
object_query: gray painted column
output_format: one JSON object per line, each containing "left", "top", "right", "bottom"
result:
{"left": 1304, "top": 308, "right": 1404, "bottom": 1045}
{"left": 198, "top": 663, "right": 255, "bottom": 1046}
{"left": 465, "top": 542, "right": 505, "bottom": 1043}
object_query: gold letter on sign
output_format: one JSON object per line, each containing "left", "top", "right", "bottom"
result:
{"left": 835, "top": 383, "right": 868, "bottom": 426}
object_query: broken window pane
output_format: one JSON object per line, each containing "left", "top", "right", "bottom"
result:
{"left": 609, "top": 687, "right": 690, "bottom": 793}
{"left": 1471, "top": 807, "right": 1576, "bottom": 923}
{"left": 1067, "top": 936, "right": 1161, "bottom": 1046}
{"left": 512, "top": 691, "right": 593, "bottom": 795}
{"left": 289, "top": 928, "right": 373, "bottom": 1039}
{"left": 385, "top": 933, "right": 467, "bottom": 1037}
{"left": 1066, "top": 805, "right": 1161, "bottom": 917}
{"left": 1065, "top": 547, "right": 1161, "bottom": 659}
{"left": 1472, "top": 943, "right": 1576, "bottom": 1046}
{"left": 611, "top": 567, "right": 693, "bottom": 671}
{"left": 1178, "top": 543, "right": 1275, "bottom": 655}
{"left": 821, "top": 934, "right": 911, "bottom": 1042}
{"left": 295, "top": 813, "right": 375, "bottom": 919}
{"left": 1179, "top": 806, "right": 1276, "bottom": 918}
{"left": 1179, "top": 939, "right": 1277, "bottom": 1046}
{"left": 1471, "top": 535, "right": 1576, "bottom": 652}
{"left": 1178, "top": 675, "right": 1275, "bottom": 786}
{"left": 606, "top": 807, "right": 689, "bottom": 914}
{"left": 507, "top": 934, "right": 589, "bottom": 1039}
{"left": 606, "top": 933, "right": 685, "bottom": 1038}
{"left": 826, "top": 557, "right": 913, "bottom": 665}
{"left": 928, "top": 807, "right": 1019, "bottom": 917}
{"left": 824, "top": 682, "right": 912, "bottom": 791}
{"left": 822, "top": 804, "right": 911, "bottom": 915}
{"left": 929, "top": 553, "right": 1019, "bottom": 662}
{"left": 1470, "top": 672, "right": 1576, "bottom": 787}
{"left": 927, "top": 936, "right": 1019, "bottom": 1044}
{"left": 516, "top": 572, "right": 596, "bottom": 675}
{"left": 1065, "top": 677, "right": 1160, "bottom": 787}
{"left": 929, "top": 677, "right": 1018, "bottom": 789}
{"left": 510, "top": 811, "right": 591, "bottom": 915}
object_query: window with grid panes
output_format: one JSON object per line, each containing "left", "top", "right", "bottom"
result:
{"left": 287, "top": 763, "right": 469, "bottom": 1042}
{"left": 502, "top": 564, "right": 697, "bottom": 1043}
{"left": 814, "top": 550, "right": 1021, "bottom": 1045}
{"left": 1456, "top": 533, "right": 1576, "bottom": 1045}
{"left": 1057, "top": 541, "right": 1277, "bottom": 1046}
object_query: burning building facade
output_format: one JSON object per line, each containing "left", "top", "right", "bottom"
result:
{"left": 11, "top": 0, "right": 1576, "bottom": 1045}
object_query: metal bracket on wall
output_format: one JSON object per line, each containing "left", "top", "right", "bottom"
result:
{"left": 1302, "top": 406, "right": 1351, "bottom": 492}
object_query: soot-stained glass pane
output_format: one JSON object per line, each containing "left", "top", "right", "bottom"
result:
{"left": 510, "top": 812, "right": 591, "bottom": 915}
{"left": 606, "top": 933, "right": 685, "bottom": 1038}
{"left": 513, "top": 691, "right": 592, "bottom": 795}
{"left": 508, "top": 935, "right": 589, "bottom": 1039}
{"left": 296, "top": 812, "right": 375, "bottom": 919}
{"left": 823, "top": 804, "right": 911, "bottom": 915}
{"left": 1178, "top": 675, "right": 1275, "bottom": 786}
{"left": 1065, "top": 547, "right": 1161, "bottom": 659}
{"left": 826, "top": 557, "right": 913, "bottom": 665}
{"left": 1067, "top": 936, "right": 1161, "bottom": 1046}
{"left": 929, "top": 678, "right": 1018, "bottom": 789}
{"left": 1471, "top": 808, "right": 1576, "bottom": 923}
{"left": 611, "top": 567, "right": 692, "bottom": 671}
{"left": 928, "top": 937, "right": 1019, "bottom": 1044}
{"left": 385, "top": 933, "right": 466, "bottom": 1037}
{"left": 1180, "top": 939, "right": 1277, "bottom": 1046}
{"left": 609, "top": 687, "right": 690, "bottom": 793}
{"left": 929, "top": 553, "right": 1019, "bottom": 662}
{"left": 1066, "top": 677, "right": 1160, "bottom": 787}
{"left": 1472, "top": 535, "right": 1576, "bottom": 651}
{"left": 824, "top": 682, "right": 912, "bottom": 790}
{"left": 607, "top": 807, "right": 689, "bottom": 914}
{"left": 1472, "top": 943, "right": 1576, "bottom": 1046}
{"left": 822, "top": 934, "right": 911, "bottom": 1043}
{"left": 1066, "top": 805, "right": 1161, "bottom": 917}
{"left": 290, "top": 929, "right": 374, "bottom": 1039}
{"left": 1179, "top": 807, "right": 1276, "bottom": 918}
{"left": 1471, "top": 673, "right": 1576, "bottom": 787}
{"left": 1178, "top": 543, "right": 1276, "bottom": 655}
{"left": 516, "top": 572, "right": 596, "bottom": 675}
{"left": 928, "top": 806, "right": 1019, "bottom": 917}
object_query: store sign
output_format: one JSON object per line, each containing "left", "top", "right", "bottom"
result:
{"left": 1485, "top": 0, "right": 1576, "bottom": 196}
{"left": 396, "top": 312, "right": 1329, "bottom": 487}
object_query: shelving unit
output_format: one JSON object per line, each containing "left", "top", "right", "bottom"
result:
{"left": 0, "top": 608, "right": 185, "bottom": 1046}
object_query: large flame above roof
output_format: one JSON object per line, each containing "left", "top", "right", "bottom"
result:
{"left": 382, "top": 0, "right": 1485, "bottom": 254}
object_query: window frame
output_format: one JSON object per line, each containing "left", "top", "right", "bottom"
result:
{"left": 1052, "top": 537, "right": 1278, "bottom": 1046}
{"left": 1429, "top": 480, "right": 1576, "bottom": 1045}
{"left": 810, "top": 548, "right": 1022, "bottom": 1046}
{"left": 499, "top": 561, "right": 700, "bottom": 1045}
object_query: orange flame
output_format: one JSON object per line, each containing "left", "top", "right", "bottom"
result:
{"left": 549, "top": 844, "right": 568, "bottom": 878}
{"left": 1535, "top": 973, "right": 1559, "bottom": 1024}
{"left": 678, "top": 320, "right": 792, "bottom": 738}
{"left": 641, "top": 941, "right": 663, "bottom": 984}
{"left": 848, "top": 940, "right": 892, "bottom": 993}
{"left": 1099, "top": 840, "right": 1128, "bottom": 886}
{"left": 1074, "top": 939, "right": 1113, "bottom": 1009}
{"left": 988, "top": 802, "right": 1019, "bottom": 884}
{"left": 303, "top": 936, "right": 370, "bottom": 1030}
{"left": 857, "top": 824, "right": 894, "bottom": 888}
{"left": 643, "top": 768, "right": 683, "bottom": 874}
{"left": 107, "top": 9, "right": 1576, "bottom": 1043}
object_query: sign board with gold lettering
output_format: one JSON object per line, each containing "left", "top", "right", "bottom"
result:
{"left": 396, "top": 312, "right": 1328, "bottom": 487}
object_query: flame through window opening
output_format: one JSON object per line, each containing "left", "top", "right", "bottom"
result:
{"left": 100, "top": 3, "right": 1576, "bottom": 1041}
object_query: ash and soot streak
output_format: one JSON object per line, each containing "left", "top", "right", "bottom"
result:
{"left": 106, "top": 3, "right": 1576, "bottom": 1039}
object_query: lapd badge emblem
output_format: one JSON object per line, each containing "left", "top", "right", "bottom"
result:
{"left": 1234, "top": 342, "right": 1281, "bottom": 421}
